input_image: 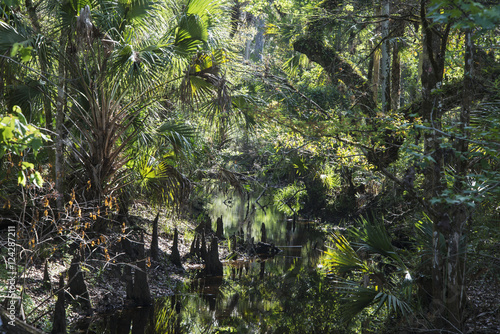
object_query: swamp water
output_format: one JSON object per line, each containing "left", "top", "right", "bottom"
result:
{"left": 78, "top": 194, "right": 339, "bottom": 334}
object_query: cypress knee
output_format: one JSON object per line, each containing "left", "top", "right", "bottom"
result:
{"left": 201, "top": 232, "right": 207, "bottom": 262}
{"left": 204, "top": 237, "right": 223, "bottom": 276}
{"left": 150, "top": 212, "right": 160, "bottom": 261}
{"left": 43, "top": 260, "right": 51, "bottom": 290}
{"left": 216, "top": 216, "right": 224, "bottom": 239}
{"left": 68, "top": 255, "right": 92, "bottom": 311}
{"left": 51, "top": 274, "right": 66, "bottom": 334}
{"left": 170, "top": 228, "right": 182, "bottom": 267}
{"left": 131, "top": 233, "right": 152, "bottom": 305}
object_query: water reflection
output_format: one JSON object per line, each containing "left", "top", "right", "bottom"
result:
{"left": 82, "top": 193, "right": 340, "bottom": 334}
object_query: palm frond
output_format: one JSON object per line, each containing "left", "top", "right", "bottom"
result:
{"left": 158, "top": 121, "right": 196, "bottom": 158}
{"left": 336, "top": 283, "right": 378, "bottom": 322}
{"left": 135, "top": 149, "right": 191, "bottom": 207}
{"left": 282, "top": 52, "right": 309, "bottom": 77}
{"left": 7, "top": 79, "right": 45, "bottom": 121}
{"left": 351, "top": 217, "right": 406, "bottom": 268}
{"left": 0, "top": 21, "right": 31, "bottom": 54}
{"left": 323, "top": 226, "right": 416, "bottom": 324}
{"left": 323, "top": 231, "right": 367, "bottom": 276}
{"left": 414, "top": 213, "right": 447, "bottom": 257}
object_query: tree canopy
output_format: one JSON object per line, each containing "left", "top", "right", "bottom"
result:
{"left": 1, "top": 0, "right": 499, "bottom": 332}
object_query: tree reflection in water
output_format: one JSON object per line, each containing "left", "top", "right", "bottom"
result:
{"left": 82, "top": 194, "right": 353, "bottom": 333}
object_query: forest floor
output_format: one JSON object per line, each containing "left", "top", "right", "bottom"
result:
{"left": 12, "top": 202, "right": 231, "bottom": 332}
{"left": 5, "top": 202, "right": 500, "bottom": 333}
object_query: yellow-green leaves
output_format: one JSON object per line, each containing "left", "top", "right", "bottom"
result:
{"left": 1, "top": 106, "right": 49, "bottom": 187}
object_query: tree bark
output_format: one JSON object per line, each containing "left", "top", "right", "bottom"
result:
{"left": 204, "top": 236, "right": 223, "bottom": 276}
{"left": 420, "top": 1, "right": 455, "bottom": 329}
{"left": 380, "top": 0, "right": 391, "bottom": 112}
{"left": 55, "top": 30, "right": 67, "bottom": 211}
{"left": 68, "top": 255, "right": 92, "bottom": 311}
{"left": 391, "top": 39, "right": 401, "bottom": 111}
{"left": 216, "top": 216, "right": 224, "bottom": 239}
{"left": 251, "top": 17, "right": 265, "bottom": 62}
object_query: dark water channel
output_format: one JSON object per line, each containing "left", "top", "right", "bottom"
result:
{"left": 82, "top": 193, "right": 327, "bottom": 334}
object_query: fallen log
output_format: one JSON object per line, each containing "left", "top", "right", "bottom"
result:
{"left": 0, "top": 306, "right": 43, "bottom": 334}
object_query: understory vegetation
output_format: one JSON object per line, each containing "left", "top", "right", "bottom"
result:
{"left": 1, "top": 0, "right": 499, "bottom": 333}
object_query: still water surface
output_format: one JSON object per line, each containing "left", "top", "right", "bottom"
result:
{"left": 82, "top": 193, "right": 327, "bottom": 333}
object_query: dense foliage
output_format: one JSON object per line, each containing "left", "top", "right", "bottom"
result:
{"left": 1, "top": 0, "right": 499, "bottom": 333}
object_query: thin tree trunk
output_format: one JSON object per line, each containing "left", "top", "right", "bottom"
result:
{"left": 444, "top": 28, "right": 474, "bottom": 330}
{"left": 380, "top": 0, "right": 391, "bottom": 112}
{"left": 391, "top": 40, "right": 401, "bottom": 111}
{"left": 371, "top": 6, "right": 381, "bottom": 102}
{"left": 252, "top": 17, "right": 265, "bottom": 62}
{"left": 55, "top": 30, "right": 67, "bottom": 211}
{"left": 420, "top": 1, "right": 453, "bottom": 328}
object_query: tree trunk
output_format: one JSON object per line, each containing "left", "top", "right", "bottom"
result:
{"left": 55, "top": 30, "right": 67, "bottom": 211}
{"left": 391, "top": 39, "right": 401, "bottom": 111}
{"left": 443, "top": 28, "right": 474, "bottom": 330}
{"left": 380, "top": 0, "right": 391, "bottom": 112}
{"left": 420, "top": 1, "right": 455, "bottom": 329}
{"left": 251, "top": 17, "right": 265, "bottom": 62}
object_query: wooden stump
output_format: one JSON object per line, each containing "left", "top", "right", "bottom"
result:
{"left": 204, "top": 237, "right": 223, "bottom": 276}
{"left": 216, "top": 216, "right": 224, "bottom": 239}
{"left": 150, "top": 212, "right": 160, "bottom": 261}
{"left": 130, "top": 233, "right": 152, "bottom": 306}
{"left": 43, "top": 260, "right": 51, "bottom": 290}
{"left": 51, "top": 274, "right": 66, "bottom": 334}
{"left": 123, "top": 265, "right": 133, "bottom": 300}
{"left": 200, "top": 232, "right": 207, "bottom": 261}
{"left": 170, "top": 228, "right": 182, "bottom": 267}
{"left": 261, "top": 223, "right": 267, "bottom": 243}
{"left": 67, "top": 255, "right": 92, "bottom": 311}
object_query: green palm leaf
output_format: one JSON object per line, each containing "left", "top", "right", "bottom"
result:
{"left": 323, "top": 231, "right": 367, "bottom": 276}
{"left": 135, "top": 149, "right": 191, "bottom": 207}
{"left": 158, "top": 121, "right": 196, "bottom": 158}
{"left": 0, "top": 21, "right": 31, "bottom": 53}
{"left": 351, "top": 217, "right": 406, "bottom": 268}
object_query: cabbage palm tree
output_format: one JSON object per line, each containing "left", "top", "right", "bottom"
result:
{"left": 1, "top": 0, "right": 237, "bottom": 210}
